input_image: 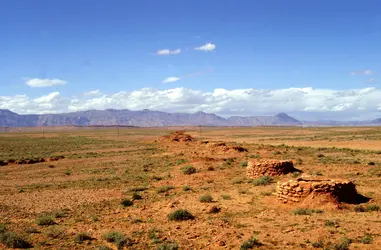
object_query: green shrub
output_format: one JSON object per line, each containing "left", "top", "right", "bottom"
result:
{"left": 132, "top": 192, "right": 143, "bottom": 200}
{"left": 180, "top": 166, "right": 196, "bottom": 175}
{"left": 45, "top": 226, "right": 65, "bottom": 239}
{"left": 360, "top": 234, "right": 372, "bottom": 244}
{"left": 102, "top": 231, "right": 132, "bottom": 248}
{"left": 0, "top": 231, "right": 32, "bottom": 248}
{"left": 25, "top": 227, "right": 39, "bottom": 234}
{"left": 221, "top": 194, "right": 231, "bottom": 200}
{"left": 129, "top": 187, "right": 148, "bottom": 192}
{"left": 183, "top": 185, "right": 191, "bottom": 191}
{"left": 75, "top": 232, "right": 92, "bottom": 244}
{"left": 368, "top": 162, "right": 376, "bottom": 166}
{"left": 240, "top": 237, "right": 262, "bottom": 249}
{"left": 0, "top": 224, "right": 5, "bottom": 233}
{"left": 324, "top": 220, "right": 338, "bottom": 227}
{"left": 157, "top": 242, "right": 179, "bottom": 250}
{"left": 252, "top": 176, "right": 272, "bottom": 186}
{"left": 292, "top": 208, "right": 323, "bottom": 215}
{"left": 199, "top": 194, "right": 213, "bottom": 203}
{"left": 311, "top": 241, "right": 323, "bottom": 248}
{"left": 239, "top": 161, "right": 248, "bottom": 168}
{"left": 168, "top": 209, "right": 195, "bottom": 221}
{"left": 157, "top": 186, "right": 175, "bottom": 193}
{"left": 332, "top": 237, "right": 351, "bottom": 250}
{"left": 35, "top": 215, "right": 55, "bottom": 226}
{"left": 120, "top": 198, "right": 133, "bottom": 207}
{"left": 355, "top": 204, "right": 380, "bottom": 212}
{"left": 103, "top": 231, "right": 124, "bottom": 243}
{"left": 51, "top": 209, "right": 69, "bottom": 218}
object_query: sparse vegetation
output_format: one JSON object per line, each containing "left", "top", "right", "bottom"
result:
{"left": 240, "top": 237, "right": 262, "bottom": 249}
{"left": 157, "top": 185, "right": 175, "bottom": 193}
{"left": 324, "top": 220, "right": 338, "bottom": 227}
{"left": 252, "top": 176, "right": 272, "bottom": 186}
{"left": 74, "top": 232, "right": 92, "bottom": 244}
{"left": 168, "top": 209, "right": 195, "bottom": 221}
{"left": 239, "top": 161, "right": 248, "bottom": 167}
{"left": 120, "top": 198, "right": 133, "bottom": 207}
{"left": 199, "top": 194, "right": 213, "bottom": 203}
{"left": 132, "top": 192, "right": 143, "bottom": 200}
{"left": 221, "top": 194, "right": 231, "bottom": 200}
{"left": 331, "top": 237, "right": 351, "bottom": 250}
{"left": 292, "top": 208, "right": 324, "bottom": 215}
{"left": 355, "top": 204, "right": 380, "bottom": 212}
{"left": 180, "top": 165, "right": 196, "bottom": 175}
{"left": 311, "top": 241, "right": 323, "bottom": 248}
{"left": 0, "top": 231, "right": 32, "bottom": 248}
{"left": 35, "top": 215, "right": 55, "bottom": 226}
{"left": 359, "top": 234, "right": 373, "bottom": 244}
{"left": 2, "top": 127, "right": 381, "bottom": 249}
{"left": 157, "top": 242, "right": 179, "bottom": 250}
{"left": 45, "top": 226, "right": 65, "bottom": 239}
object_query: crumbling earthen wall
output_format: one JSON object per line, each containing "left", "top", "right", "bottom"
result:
{"left": 247, "top": 160, "right": 296, "bottom": 178}
{"left": 276, "top": 178, "right": 357, "bottom": 203}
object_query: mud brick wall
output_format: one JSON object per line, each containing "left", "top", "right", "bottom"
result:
{"left": 276, "top": 179, "right": 356, "bottom": 203}
{"left": 247, "top": 160, "right": 295, "bottom": 178}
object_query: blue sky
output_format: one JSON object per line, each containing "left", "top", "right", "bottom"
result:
{"left": 0, "top": 0, "right": 381, "bottom": 119}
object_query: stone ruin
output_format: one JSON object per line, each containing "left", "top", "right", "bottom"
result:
{"left": 276, "top": 178, "right": 365, "bottom": 204}
{"left": 247, "top": 159, "right": 297, "bottom": 178}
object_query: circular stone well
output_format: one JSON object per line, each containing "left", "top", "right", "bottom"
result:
{"left": 246, "top": 159, "right": 296, "bottom": 178}
{"left": 276, "top": 178, "right": 360, "bottom": 204}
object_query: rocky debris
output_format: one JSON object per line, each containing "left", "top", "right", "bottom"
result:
{"left": 276, "top": 178, "right": 361, "bottom": 204}
{"left": 161, "top": 131, "right": 195, "bottom": 142}
{"left": 247, "top": 159, "right": 297, "bottom": 178}
{"left": 206, "top": 142, "right": 248, "bottom": 153}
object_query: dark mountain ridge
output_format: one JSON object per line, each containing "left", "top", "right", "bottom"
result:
{"left": 0, "top": 109, "right": 303, "bottom": 127}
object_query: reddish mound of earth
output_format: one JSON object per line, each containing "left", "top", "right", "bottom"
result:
{"left": 160, "top": 131, "right": 195, "bottom": 142}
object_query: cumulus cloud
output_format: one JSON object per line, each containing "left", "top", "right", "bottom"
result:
{"left": 156, "top": 48, "right": 181, "bottom": 55}
{"left": 25, "top": 78, "right": 67, "bottom": 87}
{"left": 1, "top": 87, "right": 381, "bottom": 120}
{"left": 195, "top": 43, "right": 216, "bottom": 52}
{"left": 163, "top": 77, "right": 180, "bottom": 83}
{"left": 350, "top": 70, "right": 374, "bottom": 76}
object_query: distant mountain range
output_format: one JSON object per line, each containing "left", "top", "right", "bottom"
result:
{"left": 0, "top": 109, "right": 380, "bottom": 127}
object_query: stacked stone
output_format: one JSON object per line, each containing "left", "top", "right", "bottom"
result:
{"left": 276, "top": 178, "right": 356, "bottom": 203}
{"left": 276, "top": 180, "right": 313, "bottom": 203}
{"left": 247, "top": 160, "right": 295, "bottom": 178}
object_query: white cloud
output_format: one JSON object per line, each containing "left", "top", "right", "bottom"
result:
{"left": 33, "top": 92, "right": 60, "bottom": 103}
{"left": 163, "top": 77, "right": 180, "bottom": 83}
{"left": 156, "top": 48, "right": 181, "bottom": 55}
{"left": 84, "top": 89, "right": 101, "bottom": 96}
{"left": 25, "top": 78, "right": 67, "bottom": 87}
{"left": 2, "top": 87, "right": 381, "bottom": 120}
{"left": 195, "top": 43, "right": 216, "bottom": 52}
{"left": 350, "top": 70, "right": 374, "bottom": 76}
